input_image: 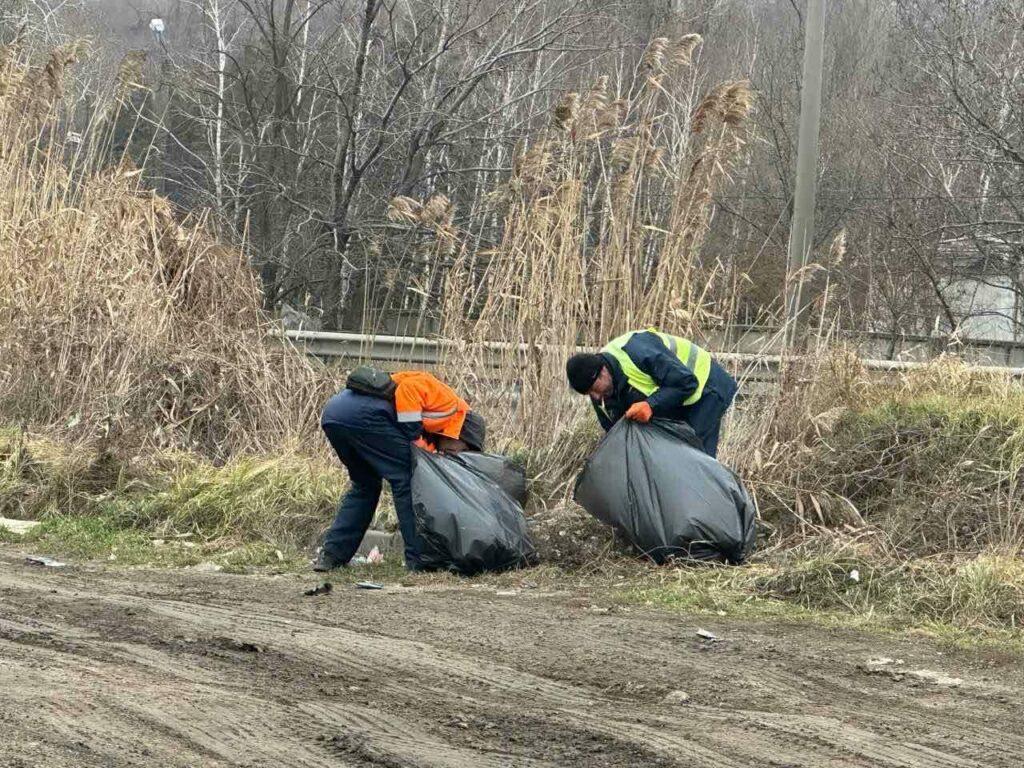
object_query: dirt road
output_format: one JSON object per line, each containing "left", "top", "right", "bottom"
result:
{"left": 1, "top": 550, "right": 1021, "bottom": 767}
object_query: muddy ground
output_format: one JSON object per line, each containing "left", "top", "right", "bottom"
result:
{"left": 1, "top": 549, "right": 1022, "bottom": 768}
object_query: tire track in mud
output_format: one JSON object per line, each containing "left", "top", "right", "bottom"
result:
{"left": 2, "top": 560, "right": 1023, "bottom": 768}
{"left": 177, "top": 595, "right": 1024, "bottom": 768}
{"left": 0, "top": 583, "right": 928, "bottom": 768}
{"left": 3, "top": 583, "right": 670, "bottom": 767}
{"left": 2, "top": 629, "right": 511, "bottom": 768}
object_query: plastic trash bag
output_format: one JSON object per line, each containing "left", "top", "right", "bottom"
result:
{"left": 454, "top": 452, "right": 529, "bottom": 507}
{"left": 574, "top": 419, "right": 756, "bottom": 564}
{"left": 412, "top": 448, "right": 538, "bottom": 574}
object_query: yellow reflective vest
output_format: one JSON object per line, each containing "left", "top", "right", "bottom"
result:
{"left": 602, "top": 330, "right": 712, "bottom": 406}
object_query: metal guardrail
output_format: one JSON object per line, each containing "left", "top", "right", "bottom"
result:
{"left": 283, "top": 330, "right": 1024, "bottom": 379}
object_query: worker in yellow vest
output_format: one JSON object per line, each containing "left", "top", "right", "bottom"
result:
{"left": 565, "top": 329, "right": 737, "bottom": 457}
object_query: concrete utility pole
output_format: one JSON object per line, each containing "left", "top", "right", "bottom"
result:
{"left": 784, "top": 0, "right": 826, "bottom": 345}
{"left": 148, "top": 19, "right": 172, "bottom": 198}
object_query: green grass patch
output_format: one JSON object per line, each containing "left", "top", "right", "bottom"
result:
{"left": 22, "top": 515, "right": 154, "bottom": 561}
{"left": 0, "top": 428, "right": 354, "bottom": 568}
{"left": 759, "top": 388, "right": 1024, "bottom": 555}
{"left": 615, "top": 549, "right": 1024, "bottom": 650}
{"left": 14, "top": 513, "right": 317, "bottom": 572}
{"left": 108, "top": 455, "right": 346, "bottom": 546}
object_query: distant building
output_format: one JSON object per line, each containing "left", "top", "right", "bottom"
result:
{"left": 939, "top": 233, "right": 1021, "bottom": 342}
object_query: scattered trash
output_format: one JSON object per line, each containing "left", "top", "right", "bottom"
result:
{"left": 25, "top": 555, "right": 66, "bottom": 568}
{"left": 496, "top": 590, "right": 518, "bottom": 596}
{"left": 696, "top": 628, "right": 719, "bottom": 641}
{"left": 304, "top": 582, "right": 333, "bottom": 597}
{"left": 355, "top": 581, "right": 384, "bottom": 590}
{"left": 275, "top": 549, "right": 285, "bottom": 562}
{"left": 350, "top": 545, "right": 385, "bottom": 566}
{"left": 663, "top": 690, "right": 691, "bottom": 704}
{"left": 849, "top": 568, "right": 861, "bottom": 583}
{"left": 0, "top": 518, "right": 40, "bottom": 535}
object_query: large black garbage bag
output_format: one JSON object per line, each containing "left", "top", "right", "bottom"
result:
{"left": 574, "top": 419, "right": 756, "bottom": 564}
{"left": 412, "top": 448, "right": 538, "bottom": 575}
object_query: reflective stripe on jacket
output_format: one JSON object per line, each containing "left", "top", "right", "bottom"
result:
{"left": 390, "top": 371, "right": 469, "bottom": 439}
{"left": 602, "top": 329, "right": 712, "bottom": 406}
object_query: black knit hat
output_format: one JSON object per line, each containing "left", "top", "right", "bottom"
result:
{"left": 459, "top": 410, "right": 487, "bottom": 452}
{"left": 566, "top": 353, "right": 605, "bottom": 394}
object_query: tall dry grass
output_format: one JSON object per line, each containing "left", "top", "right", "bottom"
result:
{"left": 725, "top": 349, "right": 1024, "bottom": 556}
{"left": 381, "top": 27, "right": 1024, "bottom": 559}
{"left": 0, "top": 46, "right": 331, "bottom": 457}
{"left": 7, "top": 41, "right": 1024, "bottom": 565}
{"left": 387, "top": 36, "right": 755, "bottom": 476}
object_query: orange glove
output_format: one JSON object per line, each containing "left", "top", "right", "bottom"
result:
{"left": 412, "top": 436, "right": 436, "bottom": 453}
{"left": 625, "top": 401, "right": 653, "bottom": 423}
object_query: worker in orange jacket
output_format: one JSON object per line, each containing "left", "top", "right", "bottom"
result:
{"left": 315, "top": 370, "right": 486, "bottom": 571}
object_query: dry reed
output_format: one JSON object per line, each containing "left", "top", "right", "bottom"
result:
{"left": 0, "top": 46, "right": 332, "bottom": 458}
{"left": 387, "top": 35, "right": 758, "bottom": 473}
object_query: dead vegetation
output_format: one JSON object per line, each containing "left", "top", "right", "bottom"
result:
{"left": 378, "top": 36, "right": 756, "bottom": 478}
{"left": 724, "top": 351, "right": 1024, "bottom": 557}
{"left": 1, "top": 42, "right": 1024, "bottom": 643}
{"left": 0, "top": 45, "right": 331, "bottom": 458}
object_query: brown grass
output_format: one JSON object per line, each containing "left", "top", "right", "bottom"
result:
{"left": 0, "top": 45, "right": 332, "bottom": 458}
{"left": 724, "top": 349, "right": 1024, "bottom": 556}
{"left": 383, "top": 35, "right": 755, "bottom": 476}
{"left": 6, "top": 39, "right": 1024, "bottom": 575}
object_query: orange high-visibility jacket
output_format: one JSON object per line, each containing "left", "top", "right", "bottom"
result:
{"left": 390, "top": 371, "right": 469, "bottom": 440}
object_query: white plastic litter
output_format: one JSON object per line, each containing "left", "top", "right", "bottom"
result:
{"left": 25, "top": 556, "right": 66, "bottom": 568}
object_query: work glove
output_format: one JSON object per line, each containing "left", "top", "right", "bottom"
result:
{"left": 625, "top": 401, "right": 653, "bottom": 423}
{"left": 412, "top": 436, "right": 436, "bottom": 453}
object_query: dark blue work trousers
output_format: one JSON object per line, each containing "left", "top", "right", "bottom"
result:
{"left": 679, "top": 364, "right": 738, "bottom": 458}
{"left": 320, "top": 390, "right": 422, "bottom": 568}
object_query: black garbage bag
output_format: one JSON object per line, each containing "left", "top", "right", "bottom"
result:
{"left": 412, "top": 448, "right": 538, "bottom": 575}
{"left": 455, "top": 452, "right": 529, "bottom": 507}
{"left": 574, "top": 419, "right": 756, "bottom": 564}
